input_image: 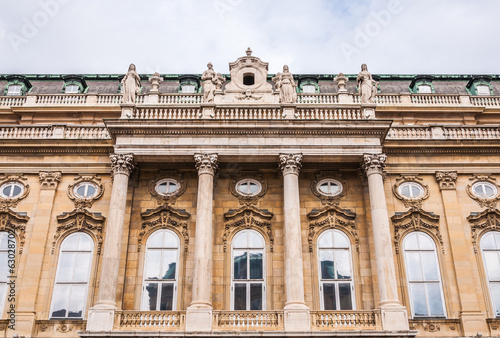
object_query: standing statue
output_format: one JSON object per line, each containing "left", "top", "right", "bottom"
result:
{"left": 357, "top": 64, "right": 377, "bottom": 104}
{"left": 272, "top": 65, "right": 297, "bottom": 104}
{"left": 201, "top": 63, "right": 220, "bottom": 103}
{"left": 122, "top": 64, "right": 141, "bottom": 104}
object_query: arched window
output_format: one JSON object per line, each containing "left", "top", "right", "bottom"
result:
{"left": 141, "top": 230, "right": 179, "bottom": 311}
{"left": 403, "top": 232, "right": 446, "bottom": 317}
{"left": 231, "top": 230, "right": 265, "bottom": 310}
{"left": 0, "top": 232, "right": 14, "bottom": 317}
{"left": 317, "top": 229, "right": 355, "bottom": 310}
{"left": 480, "top": 231, "right": 500, "bottom": 317}
{"left": 50, "top": 233, "right": 93, "bottom": 319}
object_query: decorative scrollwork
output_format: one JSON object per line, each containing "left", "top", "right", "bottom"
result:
{"left": 0, "top": 208, "right": 28, "bottom": 254}
{"left": 307, "top": 205, "right": 357, "bottom": 252}
{"left": 194, "top": 153, "right": 218, "bottom": 176}
{"left": 223, "top": 206, "right": 273, "bottom": 252}
{"left": 139, "top": 205, "right": 191, "bottom": 252}
{"left": 362, "top": 153, "right": 386, "bottom": 176}
{"left": 392, "top": 175, "right": 429, "bottom": 209}
{"left": 279, "top": 154, "right": 302, "bottom": 176}
{"left": 148, "top": 171, "right": 186, "bottom": 206}
{"left": 468, "top": 208, "right": 500, "bottom": 253}
{"left": 67, "top": 174, "right": 104, "bottom": 209}
{"left": 39, "top": 171, "right": 61, "bottom": 190}
{"left": 466, "top": 174, "right": 500, "bottom": 210}
{"left": 0, "top": 174, "right": 29, "bottom": 209}
{"left": 391, "top": 209, "right": 442, "bottom": 254}
{"left": 435, "top": 171, "right": 457, "bottom": 190}
{"left": 311, "top": 171, "right": 348, "bottom": 206}
{"left": 110, "top": 153, "right": 136, "bottom": 177}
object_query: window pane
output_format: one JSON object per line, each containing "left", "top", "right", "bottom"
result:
{"left": 163, "top": 232, "right": 178, "bottom": 248}
{"left": 335, "top": 250, "right": 351, "bottom": 279}
{"left": 51, "top": 284, "right": 70, "bottom": 317}
{"left": 248, "top": 183, "right": 259, "bottom": 194}
{"left": 320, "top": 250, "right": 335, "bottom": 280}
{"left": 73, "top": 253, "right": 91, "bottom": 282}
{"left": 233, "top": 251, "right": 247, "bottom": 280}
{"left": 417, "top": 234, "right": 433, "bottom": 250}
{"left": 145, "top": 250, "right": 161, "bottom": 279}
{"left": 160, "top": 283, "right": 174, "bottom": 311}
{"left": 0, "top": 233, "right": 8, "bottom": 250}
{"left": 57, "top": 253, "right": 75, "bottom": 282}
{"left": 144, "top": 283, "right": 158, "bottom": 310}
{"left": 78, "top": 235, "right": 92, "bottom": 251}
{"left": 250, "top": 283, "right": 263, "bottom": 310}
{"left": 484, "top": 252, "right": 500, "bottom": 281}
{"left": 86, "top": 185, "right": 96, "bottom": 196}
{"left": 319, "top": 183, "right": 329, "bottom": 194}
{"left": 410, "top": 283, "right": 428, "bottom": 316}
{"left": 63, "top": 235, "right": 79, "bottom": 250}
{"left": 162, "top": 250, "right": 177, "bottom": 279}
{"left": 318, "top": 232, "right": 333, "bottom": 248}
{"left": 482, "top": 233, "right": 496, "bottom": 250}
{"left": 421, "top": 252, "right": 439, "bottom": 281}
{"left": 338, "top": 283, "right": 353, "bottom": 310}
{"left": 76, "top": 185, "right": 86, "bottom": 197}
{"left": 411, "top": 186, "right": 420, "bottom": 197}
{"left": 0, "top": 253, "right": 8, "bottom": 283}
{"left": 148, "top": 232, "right": 163, "bottom": 248}
{"left": 322, "top": 283, "right": 336, "bottom": 310}
{"left": 490, "top": 283, "right": 500, "bottom": 316}
{"left": 427, "top": 283, "right": 445, "bottom": 316}
{"left": 157, "top": 183, "right": 168, "bottom": 194}
{"left": 401, "top": 185, "right": 410, "bottom": 197}
{"left": 405, "top": 252, "right": 423, "bottom": 281}
{"left": 232, "top": 233, "right": 247, "bottom": 249}
{"left": 485, "top": 185, "right": 495, "bottom": 197}
{"left": 12, "top": 185, "right": 22, "bottom": 196}
{"left": 249, "top": 232, "right": 263, "bottom": 248}
{"left": 234, "top": 283, "right": 246, "bottom": 310}
{"left": 67, "top": 285, "right": 86, "bottom": 318}
{"left": 333, "top": 233, "right": 348, "bottom": 248}
{"left": 249, "top": 252, "right": 263, "bottom": 279}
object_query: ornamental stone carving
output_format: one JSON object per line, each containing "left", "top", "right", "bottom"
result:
{"left": 0, "top": 208, "right": 28, "bottom": 254}
{"left": 148, "top": 72, "right": 163, "bottom": 93}
{"left": 110, "top": 154, "right": 136, "bottom": 177}
{"left": 122, "top": 63, "right": 141, "bottom": 104}
{"left": 311, "top": 171, "right": 348, "bottom": 206}
{"left": 435, "top": 171, "right": 458, "bottom": 190}
{"left": 392, "top": 175, "right": 429, "bottom": 210}
{"left": 466, "top": 174, "right": 500, "bottom": 209}
{"left": 362, "top": 153, "right": 386, "bottom": 176}
{"left": 334, "top": 73, "right": 349, "bottom": 93}
{"left": 0, "top": 174, "right": 29, "bottom": 209}
{"left": 194, "top": 153, "right": 219, "bottom": 176}
{"left": 272, "top": 65, "right": 297, "bottom": 104}
{"left": 468, "top": 208, "right": 500, "bottom": 253}
{"left": 39, "top": 171, "right": 61, "bottom": 190}
{"left": 148, "top": 171, "right": 186, "bottom": 206}
{"left": 67, "top": 174, "right": 104, "bottom": 209}
{"left": 279, "top": 154, "right": 303, "bottom": 176}
{"left": 357, "top": 63, "right": 377, "bottom": 104}
{"left": 230, "top": 171, "right": 267, "bottom": 206}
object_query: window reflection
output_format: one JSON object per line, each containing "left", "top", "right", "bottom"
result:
{"left": 481, "top": 232, "right": 500, "bottom": 316}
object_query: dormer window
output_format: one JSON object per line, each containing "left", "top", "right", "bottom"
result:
{"left": 7, "top": 85, "right": 22, "bottom": 96}
{"left": 4, "top": 75, "right": 32, "bottom": 96}
{"left": 466, "top": 76, "right": 493, "bottom": 96}
{"left": 302, "top": 85, "right": 316, "bottom": 93}
{"left": 476, "top": 85, "right": 491, "bottom": 96}
{"left": 178, "top": 75, "right": 200, "bottom": 94}
{"left": 409, "top": 75, "right": 434, "bottom": 94}
{"left": 243, "top": 73, "right": 255, "bottom": 86}
{"left": 65, "top": 85, "right": 80, "bottom": 94}
{"left": 417, "top": 84, "right": 432, "bottom": 94}
{"left": 62, "top": 75, "right": 87, "bottom": 94}
{"left": 181, "top": 85, "right": 195, "bottom": 93}
{"left": 297, "top": 75, "right": 319, "bottom": 94}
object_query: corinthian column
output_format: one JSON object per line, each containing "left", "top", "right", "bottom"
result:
{"left": 87, "top": 154, "right": 135, "bottom": 332}
{"left": 362, "top": 154, "right": 408, "bottom": 331}
{"left": 186, "top": 153, "right": 218, "bottom": 332}
{"left": 279, "top": 154, "right": 310, "bottom": 332}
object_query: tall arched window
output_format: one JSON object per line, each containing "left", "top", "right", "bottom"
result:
{"left": 317, "top": 229, "right": 355, "bottom": 310}
{"left": 50, "top": 232, "right": 93, "bottom": 319}
{"left": 231, "top": 230, "right": 265, "bottom": 310}
{"left": 0, "top": 232, "right": 14, "bottom": 317}
{"left": 403, "top": 232, "right": 446, "bottom": 317}
{"left": 141, "top": 229, "right": 179, "bottom": 311}
{"left": 480, "top": 231, "right": 500, "bottom": 317}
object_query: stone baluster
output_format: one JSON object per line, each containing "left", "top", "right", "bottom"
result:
{"left": 362, "top": 154, "right": 408, "bottom": 331}
{"left": 186, "top": 153, "right": 218, "bottom": 331}
{"left": 278, "top": 154, "right": 310, "bottom": 331}
{"left": 87, "top": 154, "right": 135, "bottom": 332}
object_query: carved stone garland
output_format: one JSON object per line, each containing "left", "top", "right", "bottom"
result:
{"left": 307, "top": 205, "right": 358, "bottom": 252}
{"left": 468, "top": 209, "right": 500, "bottom": 253}
{"left": 148, "top": 171, "right": 186, "bottom": 206}
{"left": 139, "top": 205, "right": 191, "bottom": 252}
{"left": 0, "top": 208, "right": 28, "bottom": 254}
{"left": 67, "top": 174, "right": 104, "bottom": 209}
{"left": 391, "top": 209, "right": 443, "bottom": 253}
{"left": 311, "top": 171, "right": 348, "bottom": 206}
{"left": 223, "top": 205, "right": 274, "bottom": 252}
{"left": 52, "top": 209, "right": 105, "bottom": 254}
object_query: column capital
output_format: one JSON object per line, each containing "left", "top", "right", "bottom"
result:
{"left": 435, "top": 171, "right": 458, "bottom": 190}
{"left": 110, "top": 153, "right": 136, "bottom": 177}
{"left": 194, "top": 153, "right": 218, "bottom": 176}
{"left": 362, "top": 153, "right": 386, "bottom": 176}
{"left": 38, "top": 171, "right": 61, "bottom": 190}
{"left": 279, "top": 154, "right": 303, "bottom": 176}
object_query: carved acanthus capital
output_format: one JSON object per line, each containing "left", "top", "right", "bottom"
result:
{"left": 279, "top": 154, "right": 303, "bottom": 176}
{"left": 194, "top": 153, "right": 219, "bottom": 176}
{"left": 110, "top": 154, "right": 136, "bottom": 177}
{"left": 39, "top": 171, "right": 61, "bottom": 190}
{"left": 362, "top": 153, "right": 386, "bottom": 176}
{"left": 435, "top": 171, "right": 458, "bottom": 190}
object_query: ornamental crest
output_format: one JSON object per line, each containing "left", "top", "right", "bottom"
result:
{"left": 392, "top": 175, "right": 429, "bottom": 209}
{"left": 0, "top": 208, "right": 28, "bottom": 254}
{"left": 391, "top": 209, "right": 442, "bottom": 253}
{"left": 466, "top": 175, "right": 500, "bottom": 209}
{"left": 0, "top": 174, "right": 29, "bottom": 209}
{"left": 223, "top": 206, "right": 273, "bottom": 252}
{"left": 468, "top": 209, "right": 500, "bottom": 253}
{"left": 310, "top": 171, "right": 348, "bottom": 206}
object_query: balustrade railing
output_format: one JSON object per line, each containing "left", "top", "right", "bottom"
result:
{"left": 311, "top": 311, "right": 380, "bottom": 330}
{"left": 96, "top": 94, "right": 122, "bottom": 105}
{"left": 213, "top": 107, "right": 282, "bottom": 119}
{"left": 411, "top": 94, "right": 461, "bottom": 105}
{"left": 0, "top": 96, "right": 26, "bottom": 107}
{"left": 159, "top": 93, "right": 202, "bottom": 104}
{"left": 115, "top": 311, "right": 185, "bottom": 330}
{"left": 471, "top": 96, "right": 500, "bottom": 107}
{"left": 133, "top": 107, "right": 201, "bottom": 119}
{"left": 0, "top": 125, "right": 110, "bottom": 139}
{"left": 297, "top": 108, "right": 362, "bottom": 119}
{"left": 297, "top": 93, "right": 338, "bottom": 104}
{"left": 36, "top": 94, "right": 87, "bottom": 105}
{"left": 213, "top": 311, "right": 283, "bottom": 331}
{"left": 387, "top": 126, "right": 500, "bottom": 140}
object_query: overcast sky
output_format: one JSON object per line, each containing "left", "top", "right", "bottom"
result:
{"left": 1, "top": 0, "right": 499, "bottom": 75}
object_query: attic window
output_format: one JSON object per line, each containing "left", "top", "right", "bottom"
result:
{"left": 7, "top": 85, "right": 22, "bottom": 96}
{"left": 243, "top": 73, "right": 255, "bottom": 86}
{"left": 65, "top": 85, "right": 80, "bottom": 94}
{"left": 476, "top": 85, "right": 491, "bottom": 96}
{"left": 181, "top": 85, "right": 195, "bottom": 93}
{"left": 302, "top": 85, "right": 316, "bottom": 93}
{"left": 417, "top": 85, "right": 432, "bottom": 94}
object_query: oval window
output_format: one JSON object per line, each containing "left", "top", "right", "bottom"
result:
{"left": 398, "top": 182, "right": 424, "bottom": 199}
{"left": 0, "top": 182, "right": 24, "bottom": 199}
{"left": 73, "top": 182, "right": 99, "bottom": 199}
{"left": 236, "top": 179, "right": 262, "bottom": 197}
{"left": 317, "top": 179, "right": 342, "bottom": 197}
{"left": 155, "top": 179, "right": 180, "bottom": 196}
{"left": 472, "top": 182, "right": 498, "bottom": 199}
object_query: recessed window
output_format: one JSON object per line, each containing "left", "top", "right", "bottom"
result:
{"left": 243, "top": 73, "right": 255, "bottom": 86}
{"left": 7, "top": 85, "right": 22, "bottom": 96}
{"left": 302, "top": 85, "right": 316, "bottom": 93}
{"left": 417, "top": 85, "right": 432, "bottom": 94}
{"left": 477, "top": 85, "right": 491, "bottom": 96}
{"left": 317, "top": 179, "right": 342, "bottom": 197}
{"left": 155, "top": 179, "right": 180, "bottom": 196}
{"left": 480, "top": 232, "right": 500, "bottom": 317}
{"left": 181, "top": 85, "right": 195, "bottom": 94}
{"left": 472, "top": 182, "right": 498, "bottom": 199}
{"left": 0, "top": 182, "right": 24, "bottom": 199}
{"left": 398, "top": 182, "right": 424, "bottom": 199}
{"left": 236, "top": 179, "right": 262, "bottom": 197}
{"left": 73, "top": 182, "right": 99, "bottom": 199}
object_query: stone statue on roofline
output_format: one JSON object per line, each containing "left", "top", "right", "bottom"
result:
{"left": 272, "top": 65, "right": 297, "bottom": 104}
{"left": 122, "top": 63, "right": 141, "bottom": 104}
{"left": 357, "top": 64, "right": 378, "bottom": 104}
{"left": 201, "top": 63, "right": 225, "bottom": 103}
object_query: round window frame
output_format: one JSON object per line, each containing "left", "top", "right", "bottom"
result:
{"left": 73, "top": 181, "right": 99, "bottom": 200}
{"left": 235, "top": 179, "right": 262, "bottom": 197}
{"left": 155, "top": 178, "right": 181, "bottom": 197}
{"left": 0, "top": 181, "right": 25, "bottom": 199}
{"left": 471, "top": 181, "right": 498, "bottom": 200}
{"left": 397, "top": 182, "right": 425, "bottom": 200}
{"left": 316, "top": 179, "right": 343, "bottom": 197}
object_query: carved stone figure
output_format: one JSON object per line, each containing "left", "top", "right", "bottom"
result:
{"left": 121, "top": 64, "right": 141, "bottom": 104}
{"left": 201, "top": 63, "right": 223, "bottom": 103}
{"left": 272, "top": 65, "right": 297, "bottom": 104}
{"left": 148, "top": 72, "right": 163, "bottom": 93}
{"left": 357, "top": 64, "right": 377, "bottom": 104}
{"left": 334, "top": 73, "right": 349, "bottom": 92}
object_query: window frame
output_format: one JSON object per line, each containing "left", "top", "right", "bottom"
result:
{"left": 73, "top": 181, "right": 99, "bottom": 200}
{"left": 155, "top": 178, "right": 181, "bottom": 197}
{"left": 398, "top": 182, "right": 425, "bottom": 200}
{"left": 235, "top": 179, "right": 262, "bottom": 197}
{"left": 317, "top": 229, "right": 356, "bottom": 311}
{"left": 230, "top": 229, "right": 266, "bottom": 311}
{"left": 472, "top": 181, "right": 498, "bottom": 199}
{"left": 480, "top": 231, "right": 500, "bottom": 318}
{"left": 6, "top": 85, "right": 22, "bottom": 96}
{"left": 0, "top": 181, "right": 25, "bottom": 199}
{"left": 316, "top": 179, "right": 343, "bottom": 197}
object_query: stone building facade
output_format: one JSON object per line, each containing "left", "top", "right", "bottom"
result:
{"left": 0, "top": 50, "right": 499, "bottom": 337}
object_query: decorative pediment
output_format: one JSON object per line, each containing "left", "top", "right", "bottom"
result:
{"left": 307, "top": 205, "right": 357, "bottom": 252}
{"left": 53, "top": 209, "right": 105, "bottom": 254}
{"left": 139, "top": 205, "right": 190, "bottom": 252}
{"left": 391, "top": 209, "right": 442, "bottom": 253}
{"left": 0, "top": 208, "right": 28, "bottom": 254}
{"left": 223, "top": 206, "right": 273, "bottom": 252}
{"left": 468, "top": 208, "right": 500, "bottom": 253}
